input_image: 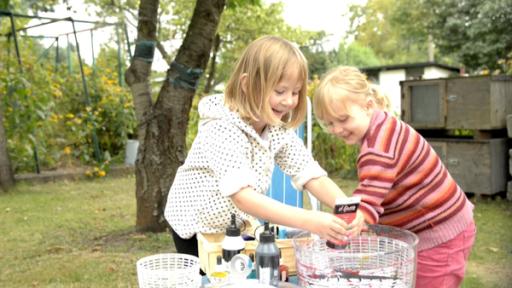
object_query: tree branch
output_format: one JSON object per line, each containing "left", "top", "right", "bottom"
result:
{"left": 156, "top": 40, "right": 171, "bottom": 65}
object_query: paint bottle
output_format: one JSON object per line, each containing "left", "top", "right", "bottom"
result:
{"left": 278, "top": 249, "right": 289, "bottom": 282}
{"left": 326, "top": 196, "right": 361, "bottom": 249}
{"left": 208, "top": 255, "right": 229, "bottom": 286}
{"left": 255, "top": 222, "right": 279, "bottom": 287}
{"left": 222, "top": 213, "right": 245, "bottom": 265}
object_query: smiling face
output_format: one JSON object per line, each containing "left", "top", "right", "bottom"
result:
{"left": 322, "top": 99, "right": 373, "bottom": 145}
{"left": 269, "top": 70, "right": 302, "bottom": 121}
{"left": 251, "top": 67, "right": 303, "bottom": 134}
{"left": 225, "top": 36, "right": 308, "bottom": 133}
{"left": 313, "top": 66, "right": 377, "bottom": 146}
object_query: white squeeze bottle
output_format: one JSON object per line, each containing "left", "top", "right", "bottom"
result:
{"left": 221, "top": 213, "right": 245, "bottom": 266}
{"left": 255, "top": 222, "right": 280, "bottom": 287}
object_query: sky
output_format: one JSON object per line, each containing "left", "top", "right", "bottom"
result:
{"left": 24, "top": 0, "right": 365, "bottom": 70}
{"left": 267, "top": 0, "right": 365, "bottom": 50}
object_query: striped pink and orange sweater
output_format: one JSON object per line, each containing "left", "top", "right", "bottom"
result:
{"left": 354, "top": 110, "right": 474, "bottom": 251}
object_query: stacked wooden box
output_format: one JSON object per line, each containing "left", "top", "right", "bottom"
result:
{"left": 507, "top": 114, "right": 512, "bottom": 200}
{"left": 401, "top": 75, "right": 512, "bottom": 195}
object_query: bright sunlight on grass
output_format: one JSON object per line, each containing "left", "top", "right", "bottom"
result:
{"left": 1, "top": 175, "right": 511, "bottom": 287}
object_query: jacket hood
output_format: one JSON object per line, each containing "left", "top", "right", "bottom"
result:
{"left": 198, "top": 94, "right": 229, "bottom": 124}
{"left": 198, "top": 94, "right": 297, "bottom": 154}
{"left": 198, "top": 94, "right": 260, "bottom": 138}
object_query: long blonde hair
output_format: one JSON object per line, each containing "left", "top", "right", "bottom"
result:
{"left": 313, "top": 66, "right": 390, "bottom": 125}
{"left": 224, "top": 35, "right": 308, "bottom": 129}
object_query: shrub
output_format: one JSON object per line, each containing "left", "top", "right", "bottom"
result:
{"left": 1, "top": 40, "right": 136, "bottom": 173}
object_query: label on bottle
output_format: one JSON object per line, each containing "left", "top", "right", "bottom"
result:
{"left": 256, "top": 253, "right": 279, "bottom": 286}
{"left": 327, "top": 196, "right": 360, "bottom": 249}
{"left": 259, "top": 266, "right": 272, "bottom": 285}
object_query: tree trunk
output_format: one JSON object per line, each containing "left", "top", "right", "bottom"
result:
{"left": 0, "top": 91, "right": 15, "bottom": 192}
{"left": 126, "top": 0, "right": 226, "bottom": 232}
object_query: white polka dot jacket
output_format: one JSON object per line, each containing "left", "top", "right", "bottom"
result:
{"left": 164, "top": 94, "right": 327, "bottom": 239}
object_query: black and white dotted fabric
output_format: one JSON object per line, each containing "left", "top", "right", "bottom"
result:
{"left": 164, "top": 94, "right": 326, "bottom": 239}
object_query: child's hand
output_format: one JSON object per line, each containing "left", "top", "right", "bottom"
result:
{"left": 346, "top": 210, "right": 367, "bottom": 237}
{"left": 306, "top": 210, "right": 355, "bottom": 244}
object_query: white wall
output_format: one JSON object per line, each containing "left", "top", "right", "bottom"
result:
{"left": 379, "top": 69, "right": 406, "bottom": 115}
{"left": 423, "top": 66, "right": 454, "bottom": 79}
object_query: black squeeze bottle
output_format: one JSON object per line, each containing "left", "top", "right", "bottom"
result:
{"left": 221, "top": 213, "right": 245, "bottom": 265}
{"left": 255, "top": 222, "right": 280, "bottom": 287}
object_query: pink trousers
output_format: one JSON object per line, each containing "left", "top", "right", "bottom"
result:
{"left": 415, "top": 221, "right": 476, "bottom": 288}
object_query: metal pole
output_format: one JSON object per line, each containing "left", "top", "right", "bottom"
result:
{"left": 0, "top": 10, "right": 116, "bottom": 25}
{"left": 115, "top": 24, "right": 123, "bottom": 87}
{"left": 90, "top": 29, "right": 96, "bottom": 79}
{"left": 123, "top": 23, "right": 132, "bottom": 61}
{"left": 71, "top": 18, "right": 90, "bottom": 103}
{"left": 90, "top": 30, "right": 99, "bottom": 104}
{"left": 9, "top": 12, "right": 40, "bottom": 174}
{"left": 66, "top": 34, "right": 72, "bottom": 73}
{"left": 8, "top": 13, "right": 22, "bottom": 69}
{"left": 55, "top": 37, "right": 59, "bottom": 73}
{"left": 70, "top": 18, "right": 102, "bottom": 162}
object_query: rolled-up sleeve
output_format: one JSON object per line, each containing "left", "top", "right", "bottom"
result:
{"left": 205, "top": 122, "right": 256, "bottom": 196}
{"left": 274, "top": 130, "right": 327, "bottom": 191}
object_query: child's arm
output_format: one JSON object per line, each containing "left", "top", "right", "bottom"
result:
{"left": 231, "top": 187, "right": 351, "bottom": 243}
{"left": 303, "top": 175, "right": 346, "bottom": 209}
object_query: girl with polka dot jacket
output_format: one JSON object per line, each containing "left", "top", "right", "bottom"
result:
{"left": 164, "top": 35, "right": 364, "bottom": 257}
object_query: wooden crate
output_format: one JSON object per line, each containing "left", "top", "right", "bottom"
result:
{"left": 509, "top": 149, "right": 512, "bottom": 177}
{"left": 508, "top": 181, "right": 512, "bottom": 201}
{"left": 197, "top": 231, "right": 297, "bottom": 276}
{"left": 508, "top": 114, "right": 512, "bottom": 138}
{"left": 401, "top": 75, "right": 512, "bottom": 130}
{"left": 428, "top": 138, "right": 508, "bottom": 195}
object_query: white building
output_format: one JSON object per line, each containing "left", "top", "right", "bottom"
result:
{"left": 360, "top": 62, "right": 461, "bottom": 116}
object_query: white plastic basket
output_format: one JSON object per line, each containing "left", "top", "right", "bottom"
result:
{"left": 136, "top": 253, "right": 201, "bottom": 288}
{"left": 293, "top": 225, "right": 418, "bottom": 288}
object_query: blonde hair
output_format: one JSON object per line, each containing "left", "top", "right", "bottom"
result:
{"left": 224, "top": 35, "right": 308, "bottom": 129}
{"left": 313, "top": 66, "right": 390, "bottom": 125}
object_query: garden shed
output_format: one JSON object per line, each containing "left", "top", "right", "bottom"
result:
{"left": 360, "top": 62, "right": 461, "bottom": 115}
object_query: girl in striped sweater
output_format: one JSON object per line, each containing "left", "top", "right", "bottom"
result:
{"left": 313, "top": 66, "right": 476, "bottom": 288}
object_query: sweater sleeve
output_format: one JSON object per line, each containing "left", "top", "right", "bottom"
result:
{"left": 352, "top": 110, "right": 403, "bottom": 224}
{"left": 274, "top": 129, "right": 327, "bottom": 191}
{"left": 353, "top": 151, "right": 399, "bottom": 224}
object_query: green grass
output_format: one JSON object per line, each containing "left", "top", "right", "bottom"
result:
{"left": 0, "top": 176, "right": 172, "bottom": 287}
{"left": 1, "top": 175, "right": 511, "bottom": 287}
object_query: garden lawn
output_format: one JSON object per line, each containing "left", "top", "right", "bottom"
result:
{"left": 1, "top": 175, "right": 511, "bottom": 287}
{"left": 0, "top": 175, "right": 171, "bottom": 287}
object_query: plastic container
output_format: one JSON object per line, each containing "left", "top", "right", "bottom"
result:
{"left": 326, "top": 196, "right": 360, "bottom": 249}
{"left": 136, "top": 253, "right": 201, "bottom": 288}
{"left": 255, "top": 222, "right": 280, "bottom": 287}
{"left": 208, "top": 255, "right": 229, "bottom": 285}
{"left": 222, "top": 214, "right": 245, "bottom": 264}
{"left": 229, "top": 253, "right": 253, "bottom": 281}
{"left": 293, "top": 224, "right": 419, "bottom": 288}
{"left": 125, "top": 139, "right": 139, "bottom": 165}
